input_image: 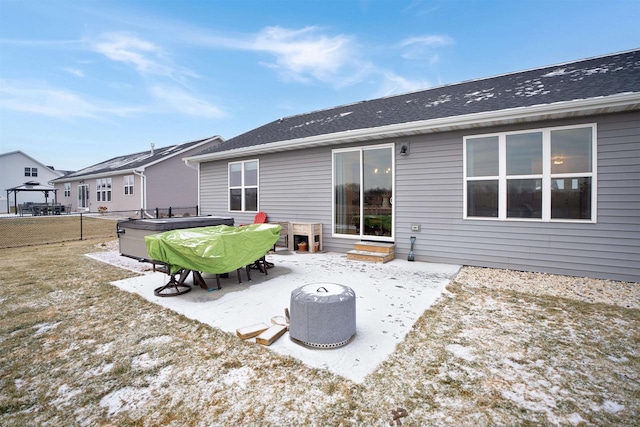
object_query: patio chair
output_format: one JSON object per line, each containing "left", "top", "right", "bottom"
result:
{"left": 254, "top": 211, "right": 267, "bottom": 224}
{"left": 244, "top": 211, "right": 273, "bottom": 273}
{"left": 239, "top": 211, "right": 267, "bottom": 227}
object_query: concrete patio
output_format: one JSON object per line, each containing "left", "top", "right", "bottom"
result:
{"left": 99, "top": 250, "right": 460, "bottom": 383}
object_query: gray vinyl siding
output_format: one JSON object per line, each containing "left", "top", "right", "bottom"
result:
{"left": 199, "top": 110, "right": 640, "bottom": 282}
{"left": 200, "top": 146, "right": 339, "bottom": 246}
{"left": 394, "top": 111, "right": 640, "bottom": 282}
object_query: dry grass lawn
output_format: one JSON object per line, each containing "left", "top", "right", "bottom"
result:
{"left": 0, "top": 235, "right": 638, "bottom": 426}
{"left": 0, "top": 215, "right": 116, "bottom": 248}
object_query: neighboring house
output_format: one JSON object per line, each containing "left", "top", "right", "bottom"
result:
{"left": 52, "top": 136, "right": 223, "bottom": 214}
{"left": 0, "top": 151, "right": 65, "bottom": 213}
{"left": 186, "top": 49, "right": 640, "bottom": 282}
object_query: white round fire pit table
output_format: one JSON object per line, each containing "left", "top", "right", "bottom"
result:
{"left": 289, "top": 283, "right": 356, "bottom": 349}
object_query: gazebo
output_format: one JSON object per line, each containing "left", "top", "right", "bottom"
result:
{"left": 5, "top": 181, "right": 58, "bottom": 215}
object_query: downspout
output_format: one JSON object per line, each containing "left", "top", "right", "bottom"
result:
{"left": 133, "top": 168, "right": 147, "bottom": 217}
{"left": 183, "top": 159, "right": 201, "bottom": 215}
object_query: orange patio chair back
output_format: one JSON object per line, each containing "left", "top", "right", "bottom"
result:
{"left": 254, "top": 211, "right": 267, "bottom": 224}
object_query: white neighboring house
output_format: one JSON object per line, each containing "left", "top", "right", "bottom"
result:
{"left": 0, "top": 151, "right": 66, "bottom": 213}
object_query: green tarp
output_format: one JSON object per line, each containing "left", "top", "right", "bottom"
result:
{"left": 145, "top": 223, "right": 282, "bottom": 274}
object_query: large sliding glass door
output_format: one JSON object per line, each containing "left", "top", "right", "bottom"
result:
{"left": 333, "top": 144, "right": 394, "bottom": 240}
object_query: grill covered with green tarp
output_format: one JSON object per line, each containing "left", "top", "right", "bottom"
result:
{"left": 145, "top": 223, "right": 281, "bottom": 274}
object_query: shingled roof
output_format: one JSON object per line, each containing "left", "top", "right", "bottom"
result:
{"left": 55, "top": 136, "right": 223, "bottom": 181}
{"left": 192, "top": 49, "right": 640, "bottom": 160}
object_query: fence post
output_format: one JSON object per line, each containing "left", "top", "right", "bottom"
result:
{"left": 155, "top": 208, "right": 159, "bottom": 218}
{"left": 80, "top": 213, "right": 83, "bottom": 240}
{"left": 196, "top": 205, "right": 199, "bottom": 216}
{"left": 169, "top": 206, "right": 172, "bottom": 218}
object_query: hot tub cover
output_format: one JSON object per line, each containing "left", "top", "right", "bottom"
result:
{"left": 145, "top": 223, "right": 281, "bottom": 274}
{"left": 117, "top": 216, "right": 234, "bottom": 231}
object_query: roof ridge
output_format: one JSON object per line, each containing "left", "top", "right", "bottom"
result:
{"left": 192, "top": 48, "right": 639, "bottom": 159}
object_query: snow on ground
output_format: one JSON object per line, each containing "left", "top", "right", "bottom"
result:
{"left": 92, "top": 250, "right": 460, "bottom": 383}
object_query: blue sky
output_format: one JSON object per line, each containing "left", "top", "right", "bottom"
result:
{"left": 1, "top": 0, "right": 639, "bottom": 171}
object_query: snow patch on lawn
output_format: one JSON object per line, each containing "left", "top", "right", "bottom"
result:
{"left": 100, "top": 366, "right": 174, "bottom": 416}
{"left": 100, "top": 386, "right": 152, "bottom": 416}
{"left": 223, "top": 366, "right": 254, "bottom": 389}
{"left": 133, "top": 352, "right": 160, "bottom": 370}
{"left": 445, "top": 344, "right": 476, "bottom": 362}
{"left": 33, "top": 322, "right": 60, "bottom": 335}
{"left": 94, "top": 342, "right": 114, "bottom": 355}
{"left": 602, "top": 400, "right": 625, "bottom": 413}
{"left": 52, "top": 384, "right": 82, "bottom": 407}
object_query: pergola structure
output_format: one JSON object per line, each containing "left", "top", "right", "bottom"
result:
{"left": 5, "top": 181, "right": 58, "bottom": 215}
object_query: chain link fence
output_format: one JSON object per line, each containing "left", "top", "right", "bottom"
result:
{"left": 0, "top": 206, "right": 199, "bottom": 249}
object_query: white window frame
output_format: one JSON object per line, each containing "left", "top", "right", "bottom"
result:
{"left": 78, "top": 184, "right": 89, "bottom": 209}
{"left": 64, "top": 183, "right": 71, "bottom": 198}
{"left": 463, "top": 123, "right": 597, "bottom": 223}
{"left": 331, "top": 143, "right": 396, "bottom": 241}
{"left": 228, "top": 159, "right": 259, "bottom": 212}
{"left": 96, "top": 178, "right": 112, "bottom": 203}
{"left": 124, "top": 175, "right": 134, "bottom": 195}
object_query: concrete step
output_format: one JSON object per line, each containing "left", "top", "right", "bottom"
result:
{"left": 347, "top": 250, "right": 395, "bottom": 263}
{"left": 353, "top": 241, "right": 395, "bottom": 254}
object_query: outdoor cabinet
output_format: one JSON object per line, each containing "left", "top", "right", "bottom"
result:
{"left": 288, "top": 222, "right": 322, "bottom": 253}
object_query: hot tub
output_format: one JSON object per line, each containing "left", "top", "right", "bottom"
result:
{"left": 117, "top": 216, "right": 234, "bottom": 261}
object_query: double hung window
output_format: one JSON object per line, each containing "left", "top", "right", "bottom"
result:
{"left": 96, "top": 178, "right": 112, "bottom": 202}
{"left": 228, "top": 160, "right": 258, "bottom": 212}
{"left": 464, "top": 124, "right": 595, "bottom": 222}
{"left": 64, "top": 183, "right": 71, "bottom": 198}
{"left": 124, "top": 175, "right": 134, "bottom": 195}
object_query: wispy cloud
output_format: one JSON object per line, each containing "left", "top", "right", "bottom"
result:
{"left": 149, "top": 85, "right": 226, "bottom": 119}
{"left": 0, "top": 38, "right": 81, "bottom": 47}
{"left": 251, "top": 26, "right": 356, "bottom": 83}
{"left": 191, "top": 25, "right": 368, "bottom": 87}
{"left": 91, "top": 32, "right": 198, "bottom": 84}
{"left": 376, "top": 72, "right": 432, "bottom": 97}
{"left": 63, "top": 68, "right": 85, "bottom": 78}
{"left": 0, "top": 79, "right": 225, "bottom": 120}
{"left": 188, "top": 25, "right": 453, "bottom": 92}
{"left": 399, "top": 35, "right": 453, "bottom": 61}
{"left": 401, "top": 0, "right": 440, "bottom": 16}
{"left": 0, "top": 80, "right": 143, "bottom": 119}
